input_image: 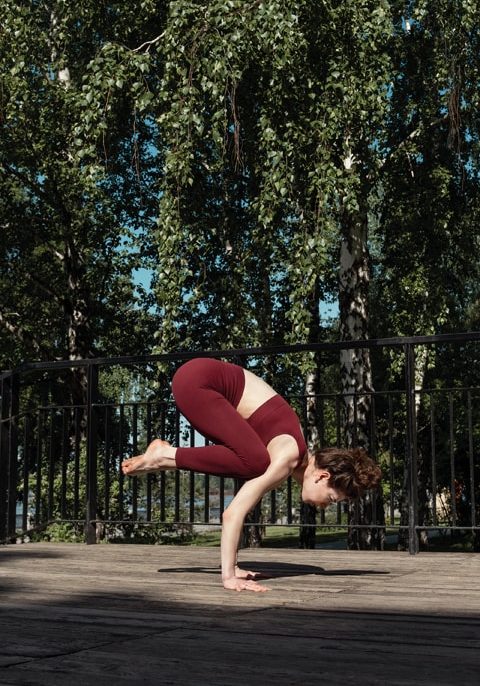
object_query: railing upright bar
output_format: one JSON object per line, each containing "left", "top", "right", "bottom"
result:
{"left": 118, "top": 404, "right": 125, "bottom": 521}
{"left": 370, "top": 394, "right": 378, "bottom": 528}
{"left": 47, "top": 408, "right": 55, "bottom": 520}
{"left": 35, "top": 409, "right": 43, "bottom": 527}
{"left": 159, "top": 405, "right": 166, "bottom": 521}
{"left": 60, "top": 409, "right": 68, "bottom": 519}
{"left": 467, "top": 391, "right": 476, "bottom": 528}
{"left": 430, "top": 398, "right": 438, "bottom": 527}
{"left": 146, "top": 403, "right": 152, "bottom": 521}
{"left": 270, "top": 488, "right": 276, "bottom": 524}
{"left": 405, "top": 343, "right": 419, "bottom": 554}
{"left": 319, "top": 395, "right": 325, "bottom": 448}
{"left": 189, "top": 424, "right": 195, "bottom": 523}
{"left": 104, "top": 406, "right": 111, "bottom": 521}
{"left": 335, "top": 395, "right": 342, "bottom": 446}
{"left": 449, "top": 393, "right": 457, "bottom": 527}
{"left": 352, "top": 393, "right": 358, "bottom": 448}
{"left": 388, "top": 394, "right": 395, "bottom": 526}
{"left": 204, "top": 473, "right": 210, "bottom": 524}
{"left": 132, "top": 404, "right": 138, "bottom": 521}
{"left": 6, "top": 374, "right": 19, "bottom": 540}
{"left": 22, "top": 414, "right": 31, "bottom": 531}
{"left": 287, "top": 476, "right": 292, "bottom": 524}
{"left": 73, "top": 407, "right": 81, "bottom": 519}
{"left": 0, "top": 375, "right": 11, "bottom": 541}
{"left": 174, "top": 409, "right": 180, "bottom": 522}
{"left": 85, "top": 363, "right": 99, "bottom": 544}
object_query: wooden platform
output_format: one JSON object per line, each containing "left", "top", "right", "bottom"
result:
{"left": 0, "top": 543, "right": 479, "bottom": 685}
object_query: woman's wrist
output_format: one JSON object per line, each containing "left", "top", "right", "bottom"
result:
{"left": 221, "top": 566, "right": 236, "bottom": 581}
{"left": 220, "top": 509, "right": 242, "bottom": 582}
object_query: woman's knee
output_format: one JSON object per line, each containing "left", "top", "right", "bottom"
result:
{"left": 172, "top": 359, "right": 196, "bottom": 393}
{"left": 172, "top": 360, "right": 202, "bottom": 409}
{"left": 172, "top": 358, "right": 215, "bottom": 401}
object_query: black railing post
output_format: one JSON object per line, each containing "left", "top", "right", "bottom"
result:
{"left": 405, "top": 343, "right": 419, "bottom": 554}
{"left": 0, "top": 373, "right": 20, "bottom": 543}
{"left": 0, "top": 375, "right": 11, "bottom": 542}
{"left": 7, "top": 374, "right": 20, "bottom": 540}
{"left": 85, "top": 363, "right": 99, "bottom": 544}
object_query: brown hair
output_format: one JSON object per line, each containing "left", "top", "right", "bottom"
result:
{"left": 313, "top": 447, "right": 382, "bottom": 499}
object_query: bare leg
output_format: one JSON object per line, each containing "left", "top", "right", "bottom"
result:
{"left": 121, "top": 439, "right": 177, "bottom": 476}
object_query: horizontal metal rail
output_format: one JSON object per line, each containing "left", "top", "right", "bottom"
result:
{"left": 3, "top": 330, "right": 480, "bottom": 379}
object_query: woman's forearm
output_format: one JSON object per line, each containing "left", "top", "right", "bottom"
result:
{"left": 219, "top": 462, "right": 291, "bottom": 585}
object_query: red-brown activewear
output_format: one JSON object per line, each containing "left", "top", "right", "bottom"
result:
{"left": 172, "top": 358, "right": 307, "bottom": 479}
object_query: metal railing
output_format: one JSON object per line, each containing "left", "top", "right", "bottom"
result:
{"left": 1, "top": 332, "right": 480, "bottom": 553}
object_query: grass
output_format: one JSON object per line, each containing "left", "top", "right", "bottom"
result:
{"left": 26, "top": 520, "right": 476, "bottom": 552}
{"left": 190, "top": 525, "right": 351, "bottom": 549}
{"left": 190, "top": 525, "right": 476, "bottom": 552}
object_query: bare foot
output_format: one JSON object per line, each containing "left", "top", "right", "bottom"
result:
{"left": 121, "top": 439, "right": 176, "bottom": 476}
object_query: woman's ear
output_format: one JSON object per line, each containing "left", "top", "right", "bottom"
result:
{"left": 314, "top": 469, "right": 331, "bottom": 484}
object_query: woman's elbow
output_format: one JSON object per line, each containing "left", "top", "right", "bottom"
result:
{"left": 221, "top": 503, "right": 245, "bottom": 527}
{"left": 221, "top": 504, "right": 235, "bottom": 525}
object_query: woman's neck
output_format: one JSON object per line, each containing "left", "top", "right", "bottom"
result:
{"left": 291, "top": 453, "right": 310, "bottom": 484}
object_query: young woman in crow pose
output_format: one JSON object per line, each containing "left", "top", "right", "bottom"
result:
{"left": 122, "top": 357, "right": 381, "bottom": 592}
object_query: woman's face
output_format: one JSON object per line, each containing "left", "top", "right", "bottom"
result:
{"left": 301, "top": 466, "right": 347, "bottom": 509}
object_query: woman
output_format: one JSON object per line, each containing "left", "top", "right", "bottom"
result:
{"left": 121, "top": 357, "right": 381, "bottom": 593}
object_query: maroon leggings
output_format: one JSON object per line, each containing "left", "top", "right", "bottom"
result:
{"left": 172, "top": 358, "right": 306, "bottom": 479}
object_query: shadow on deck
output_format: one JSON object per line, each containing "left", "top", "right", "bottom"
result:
{"left": 0, "top": 544, "right": 478, "bottom": 685}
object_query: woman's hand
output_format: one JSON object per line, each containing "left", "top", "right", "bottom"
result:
{"left": 223, "top": 576, "right": 270, "bottom": 592}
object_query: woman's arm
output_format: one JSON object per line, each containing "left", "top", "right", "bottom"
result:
{"left": 221, "top": 459, "right": 292, "bottom": 592}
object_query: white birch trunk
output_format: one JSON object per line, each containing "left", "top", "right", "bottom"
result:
{"left": 305, "top": 370, "right": 320, "bottom": 450}
{"left": 339, "top": 214, "right": 373, "bottom": 449}
{"left": 339, "top": 207, "right": 385, "bottom": 550}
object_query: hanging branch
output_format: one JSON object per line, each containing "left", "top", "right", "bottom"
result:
{"left": 133, "top": 32, "right": 166, "bottom": 53}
